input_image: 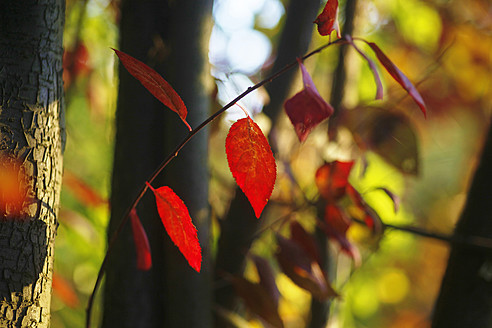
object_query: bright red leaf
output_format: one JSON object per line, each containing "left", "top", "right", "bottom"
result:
{"left": 345, "top": 35, "right": 383, "bottom": 100}
{"left": 113, "top": 48, "right": 192, "bottom": 130}
{"left": 314, "top": 0, "right": 341, "bottom": 38}
{"left": 324, "top": 205, "right": 361, "bottom": 265}
{"left": 146, "top": 183, "right": 201, "bottom": 272}
{"left": 363, "top": 42, "right": 427, "bottom": 117}
{"left": 315, "top": 161, "right": 354, "bottom": 201}
{"left": 284, "top": 60, "right": 334, "bottom": 142}
{"left": 225, "top": 117, "right": 276, "bottom": 218}
{"left": 0, "top": 157, "right": 27, "bottom": 217}
{"left": 129, "top": 208, "right": 152, "bottom": 271}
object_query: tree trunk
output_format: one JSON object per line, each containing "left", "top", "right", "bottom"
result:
{"left": 103, "top": 0, "right": 213, "bottom": 327}
{"left": 0, "top": 1, "right": 65, "bottom": 327}
{"left": 432, "top": 124, "right": 492, "bottom": 327}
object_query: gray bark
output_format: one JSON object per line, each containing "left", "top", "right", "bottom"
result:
{"left": 0, "top": 1, "right": 65, "bottom": 327}
{"left": 103, "top": 0, "right": 213, "bottom": 327}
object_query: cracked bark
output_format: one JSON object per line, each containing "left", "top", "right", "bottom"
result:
{"left": 0, "top": 1, "right": 65, "bottom": 327}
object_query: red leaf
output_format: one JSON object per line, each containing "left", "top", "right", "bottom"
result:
{"left": 315, "top": 161, "right": 354, "bottom": 201}
{"left": 232, "top": 276, "right": 284, "bottom": 328}
{"left": 146, "top": 183, "right": 202, "bottom": 272}
{"left": 276, "top": 235, "right": 338, "bottom": 300}
{"left": 364, "top": 42, "right": 427, "bottom": 117}
{"left": 345, "top": 35, "right": 383, "bottom": 100}
{"left": 324, "top": 205, "right": 361, "bottom": 265}
{"left": 129, "top": 208, "right": 152, "bottom": 271}
{"left": 290, "top": 221, "right": 320, "bottom": 264}
{"left": 314, "top": 0, "right": 341, "bottom": 38}
{"left": 0, "top": 157, "right": 27, "bottom": 217}
{"left": 284, "top": 60, "right": 334, "bottom": 142}
{"left": 225, "top": 117, "right": 276, "bottom": 218}
{"left": 112, "top": 48, "right": 192, "bottom": 130}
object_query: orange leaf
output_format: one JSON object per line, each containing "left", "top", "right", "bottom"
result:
{"left": 113, "top": 48, "right": 192, "bottom": 130}
{"left": 63, "top": 170, "right": 107, "bottom": 207}
{"left": 284, "top": 60, "right": 334, "bottom": 142}
{"left": 52, "top": 272, "right": 80, "bottom": 308}
{"left": 129, "top": 208, "right": 152, "bottom": 271}
{"left": 364, "top": 42, "right": 427, "bottom": 117}
{"left": 225, "top": 117, "right": 276, "bottom": 218}
{"left": 314, "top": 0, "right": 340, "bottom": 38}
{"left": 146, "top": 183, "right": 201, "bottom": 272}
{"left": 0, "top": 157, "right": 27, "bottom": 217}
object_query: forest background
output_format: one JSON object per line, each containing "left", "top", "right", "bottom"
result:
{"left": 52, "top": 0, "right": 491, "bottom": 327}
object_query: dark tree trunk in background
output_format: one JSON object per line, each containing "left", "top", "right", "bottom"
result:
{"left": 0, "top": 1, "right": 65, "bottom": 327}
{"left": 214, "top": 0, "right": 320, "bottom": 326}
{"left": 432, "top": 124, "right": 492, "bottom": 328}
{"left": 103, "top": 0, "right": 213, "bottom": 327}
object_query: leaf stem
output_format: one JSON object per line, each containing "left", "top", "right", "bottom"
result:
{"left": 85, "top": 37, "right": 345, "bottom": 328}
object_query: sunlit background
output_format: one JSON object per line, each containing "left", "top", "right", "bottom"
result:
{"left": 55, "top": 0, "right": 491, "bottom": 327}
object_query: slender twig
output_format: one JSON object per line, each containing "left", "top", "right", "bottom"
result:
{"left": 85, "top": 37, "right": 345, "bottom": 328}
{"left": 352, "top": 217, "right": 492, "bottom": 252}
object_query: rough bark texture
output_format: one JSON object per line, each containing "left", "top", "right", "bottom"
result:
{"left": 103, "top": 0, "right": 213, "bottom": 327}
{"left": 213, "top": 0, "right": 320, "bottom": 325}
{"left": 0, "top": 1, "right": 65, "bottom": 327}
{"left": 432, "top": 124, "right": 492, "bottom": 328}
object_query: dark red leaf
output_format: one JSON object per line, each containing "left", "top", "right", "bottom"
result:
{"left": 252, "top": 255, "right": 281, "bottom": 308}
{"left": 129, "top": 208, "right": 152, "bottom": 271}
{"left": 315, "top": 161, "right": 354, "bottom": 201}
{"left": 364, "top": 42, "right": 427, "bottom": 117}
{"left": 324, "top": 205, "right": 361, "bottom": 265}
{"left": 232, "top": 276, "right": 284, "bottom": 328}
{"left": 285, "top": 60, "right": 334, "bottom": 142}
{"left": 345, "top": 35, "right": 383, "bottom": 100}
{"left": 314, "top": 0, "right": 340, "bottom": 38}
{"left": 225, "top": 117, "right": 276, "bottom": 218}
{"left": 146, "top": 183, "right": 201, "bottom": 272}
{"left": 112, "top": 48, "right": 192, "bottom": 130}
{"left": 290, "top": 221, "right": 320, "bottom": 264}
{"left": 276, "top": 235, "right": 338, "bottom": 300}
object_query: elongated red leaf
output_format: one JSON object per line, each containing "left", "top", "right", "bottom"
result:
{"left": 315, "top": 161, "right": 354, "bottom": 201}
{"left": 146, "top": 183, "right": 201, "bottom": 272}
{"left": 225, "top": 117, "right": 276, "bottom": 218}
{"left": 314, "top": 0, "right": 340, "bottom": 38}
{"left": 345, "top": 35, "right": 383, "bottom": 100}
{"left": 363, "top": 42, "right": 427, "bottom": 117}
{"left": 285, "top": 60, "right": 334, "bottom": 142}
{"left": 129, "top": 208, "right": 152, "bottom": 271}
{"left": 113, "top": 48, "right": 192, "bottom": 130}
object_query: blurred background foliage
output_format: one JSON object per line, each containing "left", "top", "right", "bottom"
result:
{"left": 54, "top": 0, "right": 491, "bottom": 327}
